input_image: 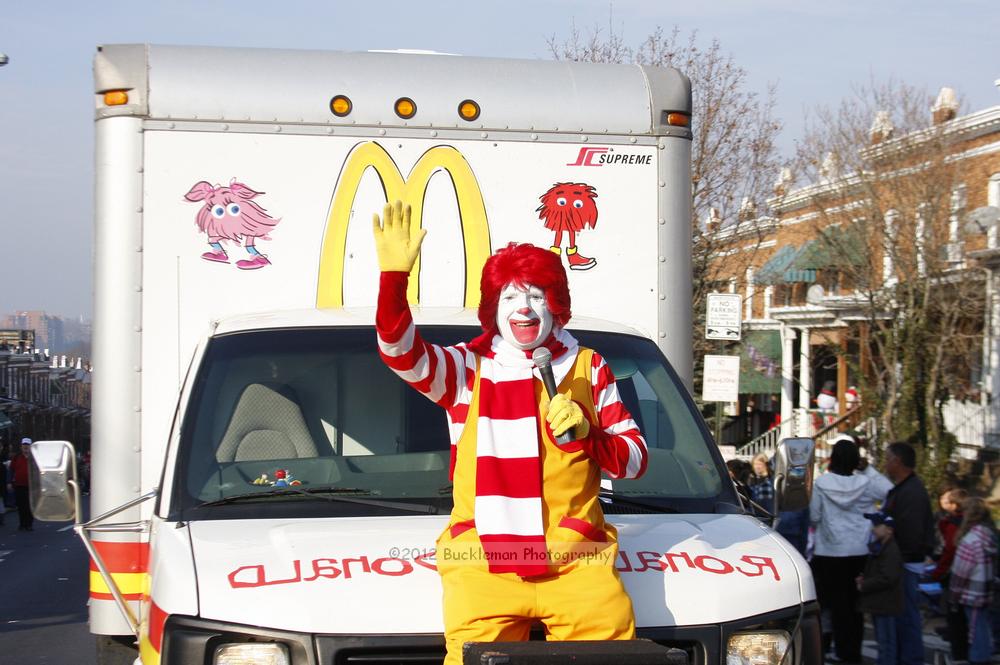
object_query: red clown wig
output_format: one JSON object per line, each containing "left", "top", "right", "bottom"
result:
{"left": 478, "top": 243, "right": 572, "bottom": 334}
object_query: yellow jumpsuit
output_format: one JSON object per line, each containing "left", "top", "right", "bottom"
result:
{"left": 436, "top": 348, "right": 636, "bottom": 664}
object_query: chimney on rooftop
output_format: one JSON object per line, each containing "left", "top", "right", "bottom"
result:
{"left": 705, "top": 207, "right": 722, "bottom": 234}
{"left": 870, "top": 111, "right": 895, "bottom": 144}
{"left": 774, "top": 168, "right": 793, "bottom": 197}
{"left": 932, "top": 87, "right": 958, "bottom": 125}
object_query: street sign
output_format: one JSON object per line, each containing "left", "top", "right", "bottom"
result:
{"left": 702, "top": 354, "right": 740, "bottom": 402}
{"left": 706, "top": 293, "right": 742, "bottom": 341}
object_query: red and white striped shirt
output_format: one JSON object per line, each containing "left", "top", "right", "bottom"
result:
{"left": 376, "top": 272, "right": 647, "bottom": 481}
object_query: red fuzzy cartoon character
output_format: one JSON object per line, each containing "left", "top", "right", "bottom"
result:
{"left": 536, "top": 182, "right": 598, "bottom": 271}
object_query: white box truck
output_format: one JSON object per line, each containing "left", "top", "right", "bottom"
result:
{"left": 32, "top": 44, "right": 820, "bottom": 665}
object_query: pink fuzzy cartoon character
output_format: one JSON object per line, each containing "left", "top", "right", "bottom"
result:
{"left": 184, "top": 180, "right": 280, "bottom": 270}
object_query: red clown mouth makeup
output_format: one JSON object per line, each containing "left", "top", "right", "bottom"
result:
{"left": 509, "top": 318, "right": 541, "bottom": 344}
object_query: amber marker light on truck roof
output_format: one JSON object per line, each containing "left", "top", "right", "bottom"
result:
{"left": 665, "top": 112, "right": 690, "bottom": 127}
{"left": 330, "top": 95, "right": 352, "bottom": 117}
{"left": 394, "top": 97, "right": 417, "bottom": 120}
{"left": 458, "top": 99, "right": 481, "bottom": 122}
{"left": 103, "top": 90, "right": 129, "bottom": 106}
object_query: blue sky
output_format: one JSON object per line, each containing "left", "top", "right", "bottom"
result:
{"left": 1, "top": 0, "right": 997, "bottom": 318}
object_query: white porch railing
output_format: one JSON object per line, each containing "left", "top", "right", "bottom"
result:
{"left": 737, "top": 411, "right": 799, "bottom": 460}
{"left": 735, "top": 407, "right": 872, "bottom": 464}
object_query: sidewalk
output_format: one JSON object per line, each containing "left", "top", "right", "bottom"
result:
{"left": 852, "top": 614, "right": 1000, "bottom": 665}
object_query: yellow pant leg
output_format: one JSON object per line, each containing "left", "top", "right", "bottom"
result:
{"left": 536, "top": 562, "right": 636, "bottom": 641}
{"left": 441, "top": 566, "right": 536, "bottom": 665}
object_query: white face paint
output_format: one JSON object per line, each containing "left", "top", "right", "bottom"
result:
{"left": 496, "top": 282, "right": 554, "bottom": 350}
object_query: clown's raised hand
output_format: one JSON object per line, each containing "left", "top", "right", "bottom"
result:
{"left": 372, "top": 200, "right": 427, "bottom": 273}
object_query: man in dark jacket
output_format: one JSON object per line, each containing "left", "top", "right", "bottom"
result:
{"left": 857, "top": 512, "right": 904, "bottom": 665}
{"left": 881, "top": 442, "right": 934, "bottom": 665}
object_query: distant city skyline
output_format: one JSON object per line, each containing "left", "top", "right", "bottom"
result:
{"left": 1, "top": 1, "right": 997, "bottom": 317}
{"left": 2, "top": 310, "right": 91, "bottom": 355}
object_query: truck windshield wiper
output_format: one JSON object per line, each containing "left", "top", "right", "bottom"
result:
{"left": 197, "top": 486, "right": 440, "bottom": 514}
{"left": 599, "top": 490, "right": 679, "bottom": 514}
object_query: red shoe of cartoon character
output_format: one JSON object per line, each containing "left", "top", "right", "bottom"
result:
{"left": 566, "top": 246, "right": 596, "bottom": 271}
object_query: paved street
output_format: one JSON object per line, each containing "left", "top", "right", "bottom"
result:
{"left": 0, "top": 505, "right": 95, "bottom": 664}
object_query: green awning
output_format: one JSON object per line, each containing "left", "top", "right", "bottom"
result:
{"left": 737, "top": 331, "right": 782, "bottom": 394}
{"left": 0, "top": 412, "right": 12, "bottom": 429}
{"left": 755, "top": 244, "right": 801, "bottom": 285}
{"left": 784, "top": 225, "right": 866, "bottom": 283}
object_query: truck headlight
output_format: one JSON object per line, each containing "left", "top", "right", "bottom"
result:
{"left": 727, "top": 630, "right": 791, "bottom": 665}
{"left": 214, "top": 643, "right": 290, "bottom": 665}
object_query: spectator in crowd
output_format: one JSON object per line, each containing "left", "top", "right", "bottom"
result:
{"left": 810, "top": 436, "right": 894, "bottom": 663}
{"left": 932, "top": 488, "right": 969, "bottom": 661}
{"left": 949, "top": 497, "right": 998, "bottom": 665}
{"left": 776, "top": 507, "right": 810, "bottom": 558}
{"left": 881, "top": 442, "right": 936, "bottom": 665}
{"left": 748, "top": 453, "right": 775, "bottom": 514}
{"left": 8, "top": 437, "right": 34, "bottom": 531}
{"left": 856, "top": 512, "right": 904, "bottom": 665}
{"left": 726, "top": 459, "right": 752, "bottom": 487}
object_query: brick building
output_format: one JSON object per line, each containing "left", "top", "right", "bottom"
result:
{"left": 710, "top": 88, "right": 1000, "bottom": 452}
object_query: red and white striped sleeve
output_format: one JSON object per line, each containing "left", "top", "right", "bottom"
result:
{"left": 376, "top": 272, "right": 474, "bottom": 408}
{"left": 585, "top": 351, "right": 648, "bottom": 479}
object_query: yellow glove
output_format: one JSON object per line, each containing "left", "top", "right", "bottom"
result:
{"left": 372, "top": 200, "right": 427, "bottom": 272}
{"left": 546, "top": 393, "right": 590, "bottom": 440}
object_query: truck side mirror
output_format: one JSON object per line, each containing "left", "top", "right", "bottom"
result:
{"left": 773, "top": 437, "right": 815, "bottom": 513}
{"left": 28, "top": 440, "right": 79, "bottom": 522}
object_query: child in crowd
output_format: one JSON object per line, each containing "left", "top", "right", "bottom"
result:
{"left": 856, "top": 512, "right": 904, "bottom": 665}
{"left": 748, "top": 453, "right": 775, "bottom": 514}
{"left": 949, "top": 497, "right": 998, "bottom": 665}
{"left": 933, "top": 488, "right": 969, "bottom": 661}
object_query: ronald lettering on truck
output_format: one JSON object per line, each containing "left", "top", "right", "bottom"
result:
{"left": 372, "top": 200, "right": 649, "bottom": 663}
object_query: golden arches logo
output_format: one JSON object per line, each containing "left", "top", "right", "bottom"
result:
{"left": 316, "top": 142, "right": 491, "bottom": 308}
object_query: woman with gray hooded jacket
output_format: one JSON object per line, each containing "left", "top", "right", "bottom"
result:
{"left": 810, "top": 437, "right": 894, "bottom": 663}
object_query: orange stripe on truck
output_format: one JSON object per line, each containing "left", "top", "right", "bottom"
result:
{"left": 89, "top": 541, "right": 149, "bottom": 600}
{"left": 148, "top": 600, "right": 167, "bottom": 652}
{"left": 89, "top": 541, "right": 150, "bottom": 572}
{"left": 139, "top": 599, "right": 167, "bottom": 665}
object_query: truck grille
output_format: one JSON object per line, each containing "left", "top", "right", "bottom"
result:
{"left": 322, "top": 636, "right": 702, "bottom": 665}
{"left": 338, "top": 647, "right": 445, "bottom": 665}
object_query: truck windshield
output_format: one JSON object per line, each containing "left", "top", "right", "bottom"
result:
{"left": 171, "top": 326, "right": 731, "bottom": 520}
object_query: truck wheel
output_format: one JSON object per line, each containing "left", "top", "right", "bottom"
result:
{"left": 96, "top": 635, "right": 139, "bottom": 665}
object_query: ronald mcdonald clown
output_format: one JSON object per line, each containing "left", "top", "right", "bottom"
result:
{"left": 372, "top": 201, "right": 648, "bottom": 664}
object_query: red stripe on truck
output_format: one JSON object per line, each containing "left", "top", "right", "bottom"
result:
{"left": 89, "top": 541, "right": 150, "bottom": 573}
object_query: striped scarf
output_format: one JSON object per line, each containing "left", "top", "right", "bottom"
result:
{"left": 466, "top": 328, "right": 578, "bottom": 577}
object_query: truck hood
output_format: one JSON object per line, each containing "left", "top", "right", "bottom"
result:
{"left": 188, "top": 513, "right": 812, "bottom": 633}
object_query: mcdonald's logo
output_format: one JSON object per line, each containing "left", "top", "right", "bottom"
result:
{"left": 316, "top": 142, "right": 492, "bottom": 308}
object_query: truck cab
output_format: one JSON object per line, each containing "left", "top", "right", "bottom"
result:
{"left": 132, "top": 309, "right": 819, "bottom": 664}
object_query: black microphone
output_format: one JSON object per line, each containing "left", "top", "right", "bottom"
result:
{"left": 531, "top": 347, "right": 574, "bottom": 444}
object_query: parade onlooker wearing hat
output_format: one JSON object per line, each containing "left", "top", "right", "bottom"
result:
{"left": 950, "top": 497, "right": 998, "bottom": 665}
{"left": 856, "top": 512, "right": 904, "bottom": 665}
{"left": 8, "top": 438, "right": 34, "bottom": 531}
